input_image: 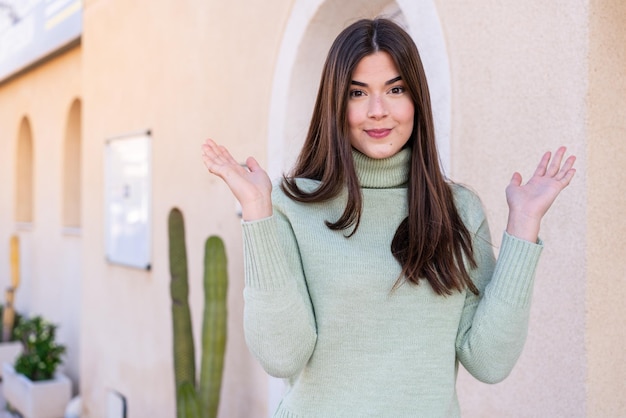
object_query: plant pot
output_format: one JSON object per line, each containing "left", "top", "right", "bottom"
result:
{"left": 0, "top": 341, "right": 22, "bottom": 378}
{"left": 2, "top": 362, "right": 72, "bottom": 418}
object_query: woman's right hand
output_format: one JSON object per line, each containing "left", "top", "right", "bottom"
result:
{"left": 201, "top": 138, "right": 273, "bottom": 221}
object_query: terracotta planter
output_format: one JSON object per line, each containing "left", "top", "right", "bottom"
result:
{"left": 2, "top": 362, "right": 71, "bottom": 418}
{"left": 0, "top": 342, "right": 22, "bottom": 378}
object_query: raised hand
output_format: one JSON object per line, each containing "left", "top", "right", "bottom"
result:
{"left": 505, "top": 146, "right": 576, "bottom": 242}
{"left": 201, "top": 138, "right": 273, "bottom": 221}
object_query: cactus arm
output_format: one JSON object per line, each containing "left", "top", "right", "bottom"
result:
{"left": 199, "top": 236, "right": 228, "bottom": 418}
{"left": 168, "top": 209, "right": 196, "bottom": 398}
{"left": 177, "top": 382, "right": 202, "bottom": 418}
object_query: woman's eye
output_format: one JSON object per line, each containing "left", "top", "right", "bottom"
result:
{"left": 390, "top": 86, "right": 405, "bottom": 94}
{"left": 349, "top": 90, "right": 365, "bottom": 98}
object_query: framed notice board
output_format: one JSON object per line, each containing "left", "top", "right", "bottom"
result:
{"left": 104, "top": 132, "right": 152, "bottom": 270}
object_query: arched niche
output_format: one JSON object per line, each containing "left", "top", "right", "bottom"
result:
{"left": 15, "top": 117, "right": 34, "bottom": 223}
{"left": 264, "top": 1, "right": 452, "bottom": 412}
{"left": 267, "top": 0, "right": 451, "bottom": 179}
{"left": 63, "top": 98, "right": 82, "bottom": 229}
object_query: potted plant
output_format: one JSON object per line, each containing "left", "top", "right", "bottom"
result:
{"left": 2, "top": 315, "right": 71, "bottom": 418}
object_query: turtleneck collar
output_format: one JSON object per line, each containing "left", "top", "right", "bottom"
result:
{"left": 352, "top": 147, "right": 411, "bottom": 189}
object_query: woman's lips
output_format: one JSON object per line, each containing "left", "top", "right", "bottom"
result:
{"left": 365, "top": 129, "right": 391, "bottom": 139}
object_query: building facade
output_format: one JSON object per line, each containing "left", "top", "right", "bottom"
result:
{"left": 0, "top": 0, "right": 624, "bottom": 416}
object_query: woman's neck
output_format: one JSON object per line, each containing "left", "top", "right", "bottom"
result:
{"left": 352, "top": 148, "right": 411, "bottom": 189}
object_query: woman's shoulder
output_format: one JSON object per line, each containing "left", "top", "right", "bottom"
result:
{"left": 272, "top": 177, "right": 321, "bottom": 194}
{"left": 271, "top": 177, "right": 323, "bottom": 207}
{"left": 449, "top": 182, "right": 480, "bottom": 203}
{"left": 449, "top": 182, "right": 487, "bottom": 228}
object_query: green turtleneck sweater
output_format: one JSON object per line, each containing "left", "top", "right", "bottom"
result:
{"left": 241, "top": 148, "right": 543, "bottom": 417}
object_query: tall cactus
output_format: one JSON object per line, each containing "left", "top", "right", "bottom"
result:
{"left": 177, "top": 382, "right": 201, "bottom": 418}
{"left": 168, "top": 208, "right": 228, "bottom": 418}
{"left": 2, "top": 235, "right": 20, "bottom": 342}
{"left": 168, "top": 209, "right": 196, "bottom": 399}
{"left": 199, "top": 237, "right": 227, "bottom": 418}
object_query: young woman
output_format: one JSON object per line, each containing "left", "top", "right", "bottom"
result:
{"left": 202, "top": 18, "right": 575, "bottom": 418}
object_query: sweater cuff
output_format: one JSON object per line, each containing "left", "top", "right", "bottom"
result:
{"left": 241, "top": 216, "right": 291, "bottom": 291}
{"left": 487, "top": 232, "right": 543, "bottom": 307}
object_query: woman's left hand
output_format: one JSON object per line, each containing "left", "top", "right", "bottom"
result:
{"left": 505, "top": 146, "right": 576, "bottom": 242}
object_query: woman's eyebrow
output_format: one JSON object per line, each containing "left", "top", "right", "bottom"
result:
{"left": 350, "top": 76, "right": 403, "bottom": 87}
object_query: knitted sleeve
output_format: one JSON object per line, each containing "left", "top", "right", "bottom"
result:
{"left": 241, "top": 198, "right": 317, "bottom": 379}
{"left": 454, "top": 188, "right": 543, "bottom": 384}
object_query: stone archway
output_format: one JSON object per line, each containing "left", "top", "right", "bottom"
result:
{"left": 267, "top": 0, "right": 452, "bottom": 179}
{"left": 15, "top": 116, "right": 34, "bottom": 223}
{"left": 63, "top": 98, "right": 82, "bottom": 229}
{"left": 265, "top": 1, "right": 452, "bottom": 412}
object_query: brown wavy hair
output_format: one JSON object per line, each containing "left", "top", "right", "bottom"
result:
{"left": 281, "top": 18, "right": 478, "bottom": 295}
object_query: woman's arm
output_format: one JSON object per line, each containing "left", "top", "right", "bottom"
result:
{"left": 202, "top": 139, "right": 317, "bottom": 378}
{"left": 456, "top": 218, "right": 542, "bottom": 383}
{"left": 241, "top": 207, "right": 317, "bottom": 378}
{"left": 455, "top": 147, "right": 576, "bottom": 382}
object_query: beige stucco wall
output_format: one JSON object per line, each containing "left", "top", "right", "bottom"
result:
{"left": 0, "top": 47, "right": 82, "bottom": 388}
{"left": 587, "top": 0, "right": 626, "bottom": 416}
{"left": 79, "top": 0, "right": 291, "bottom": 416}
{"left": 446, "top": 1, "right": 626, "bottom": 417}
{"left": 1, "top": 0, "right": 625, "bottom": 417}
{"left": 442, "top": 1, "right": 589, "bottom": 417}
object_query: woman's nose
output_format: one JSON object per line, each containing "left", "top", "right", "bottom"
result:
{"left": 367, "top": 96, "right": 389, "bottom": 119}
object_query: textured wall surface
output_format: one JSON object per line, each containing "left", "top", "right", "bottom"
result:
{"left": 79, "top": 0, "right": 293, "bottom": 416}
{"left": 1, "top": 0, "right": 624, "bottom": 417}
{"left": 440, "top": 1, "right": 589, "bottom": 416}
{"left": 586, "top": 0, "right": 626, "bottom": 416}
{"left": 0, "top": 47, "right": 83, "bottom": 389}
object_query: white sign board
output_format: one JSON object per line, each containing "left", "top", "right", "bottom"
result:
{"left": 105, "top": 133, "right": 151, "bottom": 270}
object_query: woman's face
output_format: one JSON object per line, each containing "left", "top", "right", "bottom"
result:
{"left": 347, "top": 51, "right": 414, "bottom": 160}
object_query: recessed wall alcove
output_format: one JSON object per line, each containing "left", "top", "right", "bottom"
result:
{"left": 15, "top": 117, "right": 34, "bottom": 224}
{"left": 265, "top": 0, "right": 452, "bottom": 412}
{"left": 267, "top": 0, "right": 452, "bottom": 179}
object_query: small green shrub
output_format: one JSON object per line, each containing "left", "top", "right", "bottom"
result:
{"left": 14, "top": 316, "right": 66, "bottom": 381}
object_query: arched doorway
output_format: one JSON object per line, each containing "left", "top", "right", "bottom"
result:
{"left": 265, "top": 0, "right": 452, "bottom": 413}
{"left": 267, "top": 0, "right": 451, "bottom": 179}
{"left": 60, "top": 97, "right": 83, "bottom": 384}
{"left": 15, "top": 117, "right": 34, "bottom": 223}
{"left": 63, "top": 98, "right": 82, "bottom": 230}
